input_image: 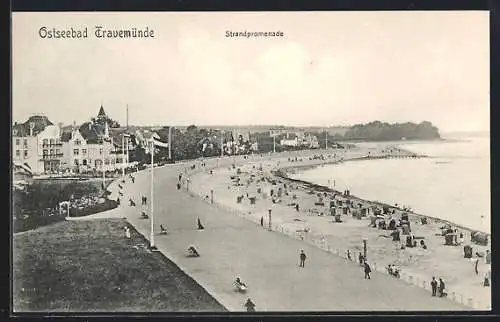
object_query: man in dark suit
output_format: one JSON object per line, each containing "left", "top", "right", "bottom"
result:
{"left": 431, "top": 277, "right": 438, "bottom": 296}
{"left": 299, "top": 250, "right": 307, "bottom": 267}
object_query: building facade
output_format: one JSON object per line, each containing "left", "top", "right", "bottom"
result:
{"left": 61, "top": 106, "right": 129, "bottom": 173}
{"left": 37, "top": 125, "right": 64, "bottom": 173}
{"left": 12, "top": 115, "right": 64, "bottom": 175}
{"left": 12, "top": 107, "right": 132, "bottom": 176}
{"left": 61, "top": 128, "right": 123, "bottom": 173}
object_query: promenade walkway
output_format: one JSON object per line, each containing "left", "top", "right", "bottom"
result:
{"left": 108, "top": 155, "right": 467, "bottom": 312}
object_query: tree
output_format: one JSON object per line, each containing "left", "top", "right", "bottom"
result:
{"left": 344, "top": 121, "right": 440, "bottom": 141}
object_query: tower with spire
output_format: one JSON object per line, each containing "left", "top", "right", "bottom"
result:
{"left": 97, "top": 104, "right": 107, "bottom": 124}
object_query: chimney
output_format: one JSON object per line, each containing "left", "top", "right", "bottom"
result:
{"left": 29, "top": 122, "right": 35, "bottom": 136}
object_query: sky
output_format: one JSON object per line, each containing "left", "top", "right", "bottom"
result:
{"left": 12, "top": 11, "right": 489, "bottom": 132}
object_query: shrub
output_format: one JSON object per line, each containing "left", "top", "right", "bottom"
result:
{"left": 69, "top": 199, "right": 119, "bottom": 218}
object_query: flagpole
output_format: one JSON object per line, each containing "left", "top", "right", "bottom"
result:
{"left": 122, "top": 135, "right": 125, "bottom": 177}
{"left": 221, "top": 131, "right": 224, "bottom": 157}
{"left": 102, "top": 142, "right": 105, "bottom": 188}
{"left": 168, "top": 126, "right": 172, "bottom": 160}
{"left": 325, "top": 130, "right": 328, "bottom": 150}
{"left": 126, "top": 135, "right": 129, "bottom": 169}
{"left": 150, "top": 139, "right": 155, "bottom": 249}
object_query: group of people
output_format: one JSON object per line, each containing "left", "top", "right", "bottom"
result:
{"left": 387, "top": 264, "right": 400, "bottom": 278}
{"left": 430, "top": 277, "right": 447, "bottom": 297}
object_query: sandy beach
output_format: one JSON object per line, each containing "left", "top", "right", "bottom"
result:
{"left": 102, "top": 151, "right": 468, "bottom": 311}
{"left": 187, "top": 145, "right": 491, "bottom": 310}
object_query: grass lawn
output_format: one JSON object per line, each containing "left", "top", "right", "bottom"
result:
{"left": 13, "top": 219, "right": 227, "bottom": 312}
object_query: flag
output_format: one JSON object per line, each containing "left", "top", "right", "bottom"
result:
{"left": 152, "top": 138, "right": 169, "bottom": 148}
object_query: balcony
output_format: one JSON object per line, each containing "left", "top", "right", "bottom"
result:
{"left": 40, "top": 153, "right": 64, "bottom": 160}
{"left": 42, "top": 143, "right": 63, "bottom": 148}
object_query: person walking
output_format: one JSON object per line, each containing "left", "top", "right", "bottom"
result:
{"left": 299, "top": 250, "right": 307, "bottom": 268}
{"left": 358, "top": 252, "right": 364, "bottom": 266}
{"left": 244, "top": 298, "right": 256, "bottom": 312}
{"left": 260, "top": 216, "right": 264, "bottom": 227}
{"left": 483, "top": 271, "right": 490, "bottom": 287}
{"left": 364, "top": 261, "right": 372, "bottom": 279}
{"left": 197, "top": 217, "right": 204, "bottom": 230}
{"left": 438, "top": 278, "right": 446, "bottom": 297}
{"left": 474, "top": 257, "right": 479, "bottom": 275}
{"left": 431, "top": 277, "right": 438, "bottom": 296}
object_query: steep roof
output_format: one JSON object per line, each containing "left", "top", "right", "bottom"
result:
{"left": 97, "top": 105, "right": 107, "bottom": 118}
{"left": 12, "top": 123, "right": 27, "bottom": 137}
{"left": 79, "top": 122, "right": 104, "bottom": 144}
{"left": 13, "top": 115, "right": 53, "bottom": 137}
{"left": 60, "top": 131, "right": 72, "bottom": 142}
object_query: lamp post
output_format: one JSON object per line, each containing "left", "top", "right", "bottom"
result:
{"left": 168, "top": 126, "right": 172, "bottom": 160}
{"left": 101, "top": 142, "right": 105, "bottom": 189}
{"left": 363, "top": 238, "right": 368, "bottom": 261}
{"left": 125, "top": 133, "right": 130, "bottom": 170}
{"left": 123, "top": 133, "right": 131, "bottom": 176}
{"left": 268, "top": 208, "right": 272, "bottom": 230}
{"left": 220, "top": 130, "right": 224, "bottom": 158}
{"left": 150, "top": 139, "right": 156, "bottom": 250}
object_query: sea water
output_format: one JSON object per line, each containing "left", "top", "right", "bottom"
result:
{"left": 289, "top": 134, "right": 490, "bottom": 233}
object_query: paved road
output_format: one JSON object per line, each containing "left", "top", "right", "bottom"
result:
{"left": 110, "top": 155, "right": 467, "bottom": 312}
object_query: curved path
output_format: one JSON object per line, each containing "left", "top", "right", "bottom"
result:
{"left": 109, "top": 153, "right": 467, "bottom": 312}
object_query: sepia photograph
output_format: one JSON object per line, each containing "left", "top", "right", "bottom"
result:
{"left": 11, "top": 11, "right": 490, "bottom": 313}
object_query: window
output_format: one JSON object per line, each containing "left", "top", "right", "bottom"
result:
{"left": 95, "top": 159, "right": 102, "bottom": 167}
{"left": 73, "top": 149, "right": 79, "bottom": 155}
{"left": 43, "top": 149, "right": 48, "bottom": 155}
{"left": 74, "top": 159, "right": 79, "bottom": 166}
{"left": 82, "top": 159, "right": 87, "bottom": 166}
{"left": 82, "top": 149, "right": 87, "bottom": 155}
{"left": 43, "top": 139, "right": 48, "bottom": 146}
{"left": 104, "top": 158, "right": 110, "bottom": 165}
{"left": 75, "top": 140, "right": 81, "bottom": 145}
{"left": 23, "top": 139, "right": 27, "bottom": 146}
{"left": 111, "top": 159, "right": 115, "bottom": 165}
{"left": 24, "top": 150, "right": 28, "bottom": 157}
{"left": 15, "top": 150, "right": 20, "bottom": 157}
{"left": 50, "top": 149, "right": 54, "bottom": 155}
{"left": 56, "top": 149, "right": 61, "bottom": 155}
{"left": 15, "top": 139, "right": 19, "bottom": 145}
{"left": 50, "top": 139, "right": 54, "bottom": 145}
{"left": 116, "top": 157, "right": 122, "bottom": 163}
